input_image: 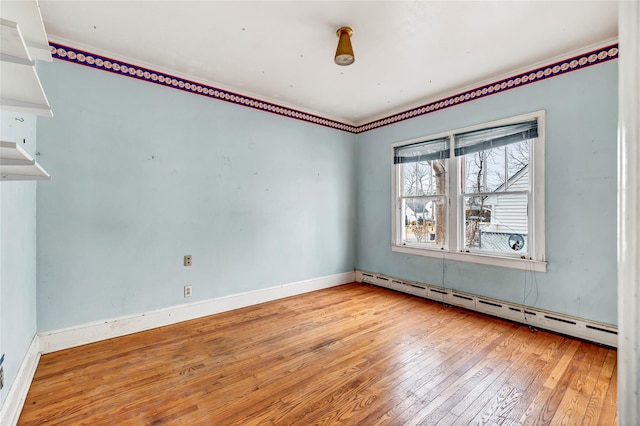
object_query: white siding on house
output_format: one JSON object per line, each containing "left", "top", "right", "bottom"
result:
{"left": 485, "top": 167, "right": 528, "bottom": 234}
{"left": 507, "top": 167, "right": 529, "bottom": 191}
{"left": 491, "top": 194, "right": 528, "bottom": 233}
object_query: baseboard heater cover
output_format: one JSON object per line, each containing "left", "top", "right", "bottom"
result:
{"left": 355, "top": 270, "right": 617, "bottom": 348}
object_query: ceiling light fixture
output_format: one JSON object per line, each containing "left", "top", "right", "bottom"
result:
{"left": 334, "top": 26, "right": 354, "bottom": 66}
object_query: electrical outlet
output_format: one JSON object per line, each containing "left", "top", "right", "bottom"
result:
{"left": 184, "top": 285, "right": 193, "bottom": 298}
{"left": 184, "top": 255, "right": 192, "bottom": 266}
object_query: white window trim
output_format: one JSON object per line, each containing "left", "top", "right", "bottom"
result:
{"left": 391, "top": 110, "right": 547, "bottom": 272}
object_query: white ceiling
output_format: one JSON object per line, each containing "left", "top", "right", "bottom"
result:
{"left": 38, "top": 1, "right": 618, "bottom": 125}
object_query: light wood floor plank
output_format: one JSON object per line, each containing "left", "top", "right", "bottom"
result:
{"left": 18, "top": 283, "right": 617, "bottom": 425}
{"left": 502, "top": 337, "right": 575, "bottom": 424}
{"left": 452, "top": 330, "right": 549, "bottom": 424}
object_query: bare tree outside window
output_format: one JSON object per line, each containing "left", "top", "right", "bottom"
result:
{"left": 463, "top": 139, "right": 530, "bottom": 251}
{"left": 401, "top": 160, "right": 446, "bottom": 245}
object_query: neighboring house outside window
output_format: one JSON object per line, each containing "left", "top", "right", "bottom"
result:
{"left": 392, "top": 111, "right": 546, "bottom": 272}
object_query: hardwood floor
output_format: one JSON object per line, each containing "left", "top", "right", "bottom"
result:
{"left": 18, "top": 283, "right": 617, "bottom": 425}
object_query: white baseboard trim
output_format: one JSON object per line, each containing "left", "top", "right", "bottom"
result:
{"left": 39, "top": 271, "right": 355, "bottom": 354}
{"left": 0, "top": 335, "right": 41, "bottom": 426}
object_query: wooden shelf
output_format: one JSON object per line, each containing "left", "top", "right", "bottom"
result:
{"left": 0, "top": 2, "right": 53, "bottom": 181}
{"left": 0, "top": 1, "right": 52, "bottom": 62}
{"left": 1, "top": 19, "right": 32, "bottom": 61}
{"left": 0, "top": 18, "right": 52, "bottom": 117}
{"left": 0, "top": 141, "right": 51, "bottom": 181}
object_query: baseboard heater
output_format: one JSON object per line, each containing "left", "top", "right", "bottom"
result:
{"left": 356, "top": 270, "right": 617, "bottom": 348}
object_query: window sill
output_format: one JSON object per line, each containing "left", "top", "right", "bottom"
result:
{"left": 391, "top": 244, "right": 547, "bottom": 272}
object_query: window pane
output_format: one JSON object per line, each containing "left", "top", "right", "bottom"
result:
{"left": 463, "top": 146, "right": 506, "bottom": 193}
{"left": 402, "top": 197, "right": 446, "bottom": 246}
{"left": 463, "top": 193, "right": 528, "bottom": 254}
{"left": 401, "top": 160, "right": 446, "bottom": 196}
{"left": 506, "top": 140, "right": 529, "bottom": 190}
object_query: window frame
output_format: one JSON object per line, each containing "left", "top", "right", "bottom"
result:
{"left": 391, "top": 111, "right": 546, "bottom": 272}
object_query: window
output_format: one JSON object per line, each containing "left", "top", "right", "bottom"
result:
{"left": 394, "top": 136, "right": 449, "bottom": 248}
{"left": 392, "top": 112, "right": 546, "bottom": 272}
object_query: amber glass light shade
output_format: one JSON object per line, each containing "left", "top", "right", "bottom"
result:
{"left": 334, "top": 26, "right": 354, "bottom": 66}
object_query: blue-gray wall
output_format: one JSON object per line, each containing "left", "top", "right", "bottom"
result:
{"left": 356, "top": 61, "right": 618, "bottom": 325}
{"left": 0, "top": 111, "right": 38, "bottom": 407}
{"left": 33, "top": 52, "right": 619, "bottom": 335}
{"left": 35, "top": 60, "right": 356, "bottom": 331}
